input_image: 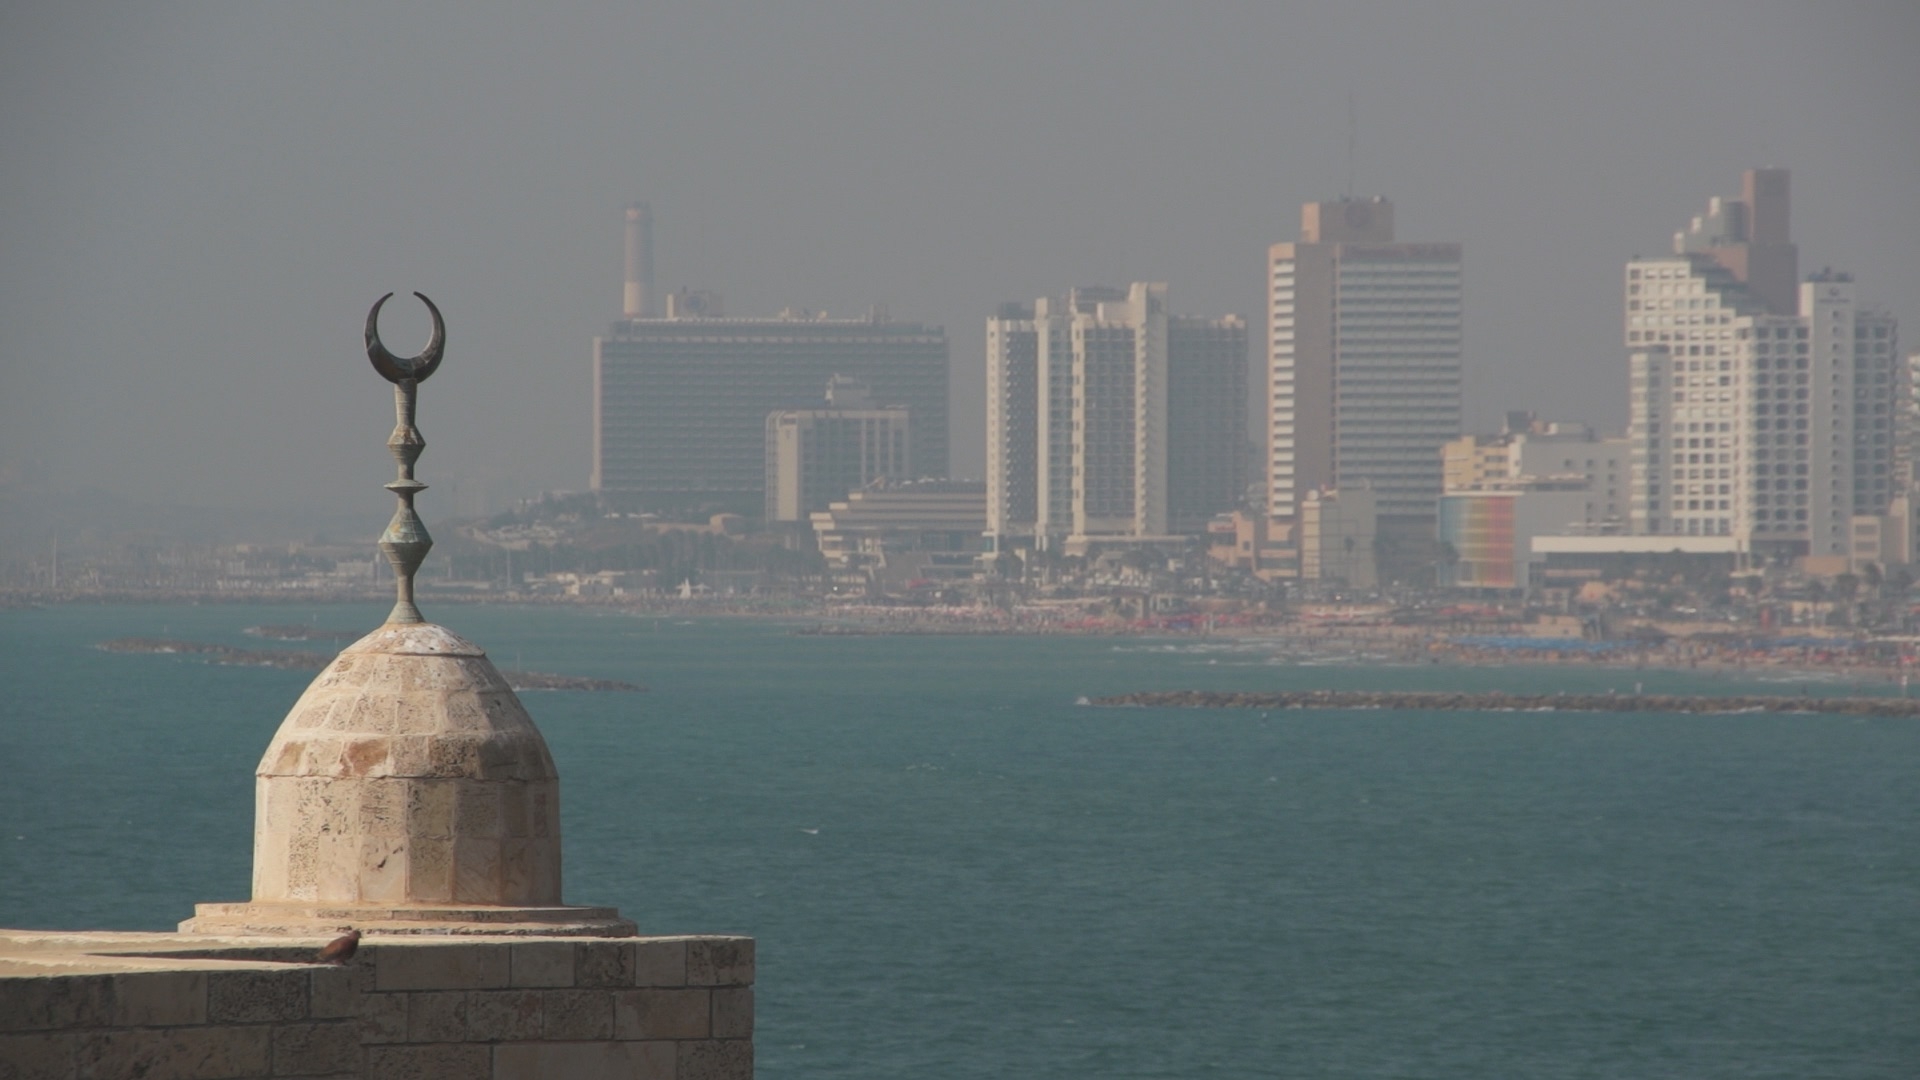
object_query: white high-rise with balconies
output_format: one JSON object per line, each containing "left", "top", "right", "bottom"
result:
{"left": 987, "top": 283, "right": 1246, "bottom": 546}
{"left": 1624, "top": 170, "right": 1901, "bottom": 560}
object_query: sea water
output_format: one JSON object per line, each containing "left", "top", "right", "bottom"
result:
{"left": 1, "top": 604, "right": 1914, "bottom": 1078}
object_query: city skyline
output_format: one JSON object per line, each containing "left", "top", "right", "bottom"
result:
{"left": 3, "top": 5, "right": 1916, "bottom": 520}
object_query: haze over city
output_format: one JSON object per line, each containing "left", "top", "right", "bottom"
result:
{"left": 3, "top": 2, "right": 1917, "bottom": 521}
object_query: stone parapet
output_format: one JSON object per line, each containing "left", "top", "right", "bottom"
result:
{"left": 0, "top": 930, "right": 753, "bottom": 1080}
{"left": 179, "top": 902, "right": 635, "bottom": 939}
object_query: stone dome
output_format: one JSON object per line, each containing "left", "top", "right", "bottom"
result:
{"left": 249, "top": 622, "right": 563, "bottom": 907}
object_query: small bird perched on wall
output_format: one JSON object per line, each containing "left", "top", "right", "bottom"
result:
{"left": 316, "top": 929, "right": 361, "bottom": 965}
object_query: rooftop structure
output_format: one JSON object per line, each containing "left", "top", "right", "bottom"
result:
{"left": 186, "top": 292, "right": 630, "bottom": 938}
{"left": 0, "top": 293, "right": 754, "bottom": 1078}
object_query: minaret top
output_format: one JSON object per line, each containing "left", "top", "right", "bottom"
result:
{"left": 364, "top": 291, "right": 445, "bottom": 625}
{"left": 179, "top": 293, "right": 633, "bottom": 937}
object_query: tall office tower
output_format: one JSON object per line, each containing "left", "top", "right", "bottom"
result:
{"left": 986, "top": 284, "right": 1246, "bottom": 544}
{"left": 765, "top": 376, "right": 912, "bottom": 523}
{"left": 1266, "top": 198, "right": 1463, "bottom": 536}
{"left": 592, "top": 210, "right": 948, "bottom": 512}
{"left": 1624, "top": 171, "right": 1899, "bottom": 558}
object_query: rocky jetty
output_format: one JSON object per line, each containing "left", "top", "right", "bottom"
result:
{"left": 99, "top": 637, "right": 326, "bottom": 670}
{"left": 243, "top": 624, "right": 361, "bottom": 642}
{"left": 1092, "top": 689, "right": 1920, "bottom": 719}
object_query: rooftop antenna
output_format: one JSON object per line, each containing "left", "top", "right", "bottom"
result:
{"left": 1345, "top": 90, "right": 1357, "bottom": 199}
{"left": 364, "top": 291, "right": 446, "bottom": 625}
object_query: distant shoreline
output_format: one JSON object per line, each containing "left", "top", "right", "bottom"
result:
{"left": 1092, "top": 689, "right": 1920, "bottom": 718}
{"left": 17, "top": 591, "right": 1915, "bottom": 686}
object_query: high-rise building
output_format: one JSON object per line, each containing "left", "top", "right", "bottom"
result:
{"left": 1265, "top": 198, "right": 1463, "bottom": 534}
{"left": 592, "top": 208, "right": 948, "bottom": 511}
{"left": 986, "top": 284, "right": 1246, "bottom": 545}
{"left": 765, "top": 376, "right": 912, "bottom": 523}
{"left": 1624, "top": 170, "right": 1899, "bottom": 559}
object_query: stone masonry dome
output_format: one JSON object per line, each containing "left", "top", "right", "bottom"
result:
{"left": 251, "top": 622, "right": 561, "bottom": 908}
{"left": 182, "top": 292, "right": 631, "bottom": 937}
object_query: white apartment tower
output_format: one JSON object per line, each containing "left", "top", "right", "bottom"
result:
{"left": 1625, "top": 170, "right": 1900, "bottom": 558}
{"left": 1266, "top": 198, "right": 1463, "bottom": 533}
{"left": 987, "top": 284, "right": 1246, "bottom": 544}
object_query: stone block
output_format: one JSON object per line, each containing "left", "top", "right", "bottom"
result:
{"left": 407, "top": 837, "right": 454, "bottom": 902}
{"left": 358, "top": 993, "right": 409, "bottom": 1044}
{"left": 573, "top": 941, "right": 634, "bottom": 988}
{"left": 711, "top": 987, "right": 753, "bottom": 1039}
{"left": 507, "top": 943, "right": 573, "bottom": 988}
{"left": 287, "top": 830, "right": 322, "bottom": 901}
{"left": 462, "top": 990, "right": 542, "bottom": 1042}
{"left": 428, "top": 736, "right": 483, "bottom": 778}
{"left": 373, "top": 943, "right": 510, "bottom": 991}
{"left": 298, "top": 777, "right": 354, "bottom": 836}
{"left": 391, "top": 696, "right": 435, "bottom": 736}
{"left": 365, "top": 1043, "right": 490, "bottom": 1080}
{"left": 314, "top": 832, "right": 361, "bottom": 900}
{"left": 498, "top": 841, "right": 540, "bottom": 905}
{"left": 528, "top": 786, "right": 555, "bottom": 838}
{"left": 686, "top": 938, "right": 754, "bottom": 987}
{"left": 540, "top": 989, "right": 612, "bottom": 1041}
{"left": 351, "top": 695, "right": 400, "bottom": 736}
{"left": 208, "top": 968, "right": 309, "bottom": 1023}
{"left": 75, "top": 1026, "right": 270, "bottom": 1080}
{"left": 342, "top": 736, "right": 392, "bottom": 777}
{"left": 613, "top": 988, "right": 709, "bottom": 1040}
{"left": 388, "top": 737, "right": 433, "bottom": 778}
{"left": 452, "top": 783, "right": 500, "bottom": 835}
{"left": 405, "top": 780, "right": 456, "bottom": 838}
{"left": 677, "top": 1038, "right": 753, "bottom": 1080}
{"left": 0, "top": 1032, "right": 75, "bottom": 1080}
{"left": 110, "top": 971, "right": 206, "bottom": 1027}
{"left": 451, "top": 837, "right": 502, "bottom": 904}
{"left": 271, "top": 1021, "right": 359, "bottom": 1076}
{"left": 308, "top": 967, "right": 360, "bottom": 1020}
{"left": 0, "top": 975, "right": 113, "bottom": 1032}
{"left": 359, "top": 835, "right": 411, "bottom": 903}
{"left": 252, "top": 828, "right": 290, "bottom": 899}
{"left": 406, "top": 991, "right": 469, "bottom": 1043}
{"left": 493, "top": 1041, "right": 674, "bottom": 1080}
{"left": 631, "top": 940, "right": 687, "bottom": 987}
{"left": 357, "top": 779, "right": 407, "bottom": 836}
{"left": 500, "top": 787, "right": 529, "bottom": 839}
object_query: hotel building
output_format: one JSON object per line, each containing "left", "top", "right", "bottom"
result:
{"left": 1624, "top": 170, "right": 1900, "bottom": 560}
{"left": 986, "top": 284, "right": 1246, "bottom": 545}
{"left": 1266, "top": 198, "right": 1463, "bottom": 535}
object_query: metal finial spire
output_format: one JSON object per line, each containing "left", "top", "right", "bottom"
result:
{"left": 365, "top": 292, "right": 446, "bottom": 624}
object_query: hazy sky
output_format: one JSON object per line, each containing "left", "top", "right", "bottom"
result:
{"left": 3, "top": 2, "right": 1916, "bottom": 520}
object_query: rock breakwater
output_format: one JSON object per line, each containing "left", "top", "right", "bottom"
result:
{"left": 1092, "top": 689, "right": 1920, "bottom": 718}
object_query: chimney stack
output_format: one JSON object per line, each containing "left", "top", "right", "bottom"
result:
{"left": 624, "top": 202, "right": 654, "bottom": 318}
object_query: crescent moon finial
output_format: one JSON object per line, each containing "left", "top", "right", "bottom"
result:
{"left": 366, "top": 291, "right": 446, "bottom": 384}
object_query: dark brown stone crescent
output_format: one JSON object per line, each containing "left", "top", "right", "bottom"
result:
{"left": 366, "top": 292, "right": 445, "bottom": 383}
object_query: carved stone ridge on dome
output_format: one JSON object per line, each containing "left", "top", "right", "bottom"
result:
{"left": 345, "top": 621, "right": 486, "bottom": 657}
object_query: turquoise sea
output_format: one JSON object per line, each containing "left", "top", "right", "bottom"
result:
{"left": 2, "top": 603, "right": 1915, "bottom": 1078}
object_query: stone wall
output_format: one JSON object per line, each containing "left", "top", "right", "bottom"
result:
{"left": 0, "top": 932, "right": 752, "bottom": 1080}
